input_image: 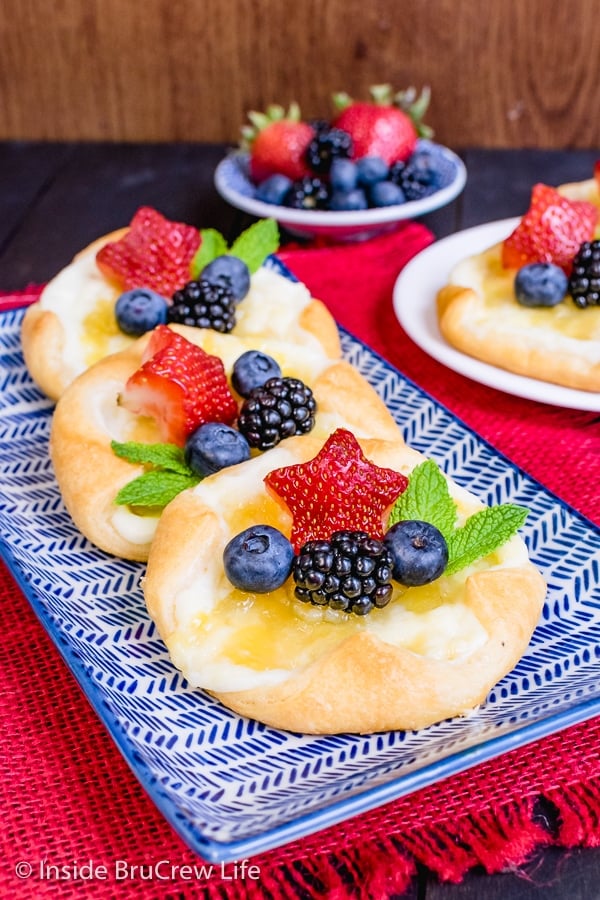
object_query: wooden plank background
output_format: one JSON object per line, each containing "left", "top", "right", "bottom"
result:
{"left": 0, "top": 0, "right": 599, "bottom": 148}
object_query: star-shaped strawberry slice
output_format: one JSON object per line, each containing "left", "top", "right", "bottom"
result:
{"left": 265, "top": 429, "right": 408, "bottom": 551}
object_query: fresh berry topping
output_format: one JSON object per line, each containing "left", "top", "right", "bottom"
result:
{"left": 237, "top": 377, "right": 316, "bottom": 451}
{"left": 284, "top": 176, "right": 331, "bottom": 210}
{"left": 184, "top": 422, "right": 250, "bottom": 476}
{"left": 514, "top": 262, "right": 569, "bottom": 308}
{"left": 384, "top": 520, "right": 448, "bottom": 586}
{"left": 223, "top": 525, "right": 295, "bottom": 593}
{"left": 96, "top": 207, "right": 200, "bottom": 298}
{"left": 329, "top": 188, "right": 368, "bottom": 211}
{"left": 120, "top": 326, "right": 238, "bottom": 446}
{"left": 332, "top": 84, "right": 431, "bottom": 165}
{"left": 501, "top": 184, "right": 598, "bottom": 272}
{"left": 255, "top": 174, "right": 294, "bottom": 206}
{"left": 595, "top": 160, "right": 600, "bottom": 191}
{"left": 242, "top": 103, "right": 314, "bottom": 184}
{"left": 568, "top": 240, "right": 600, "bottom": 308}
{"left": 305, "top": 127, "right": 353, "bottom": 175}
{"left": 231, "top": 350, "right": 282, "bottom": 397}
{"left": 265, "top": 429, "right": 408, "bottom": 552}
{"left": 356, "top": 155, "right": 389, "bottom": 186}
{"left": 167, "top": 280, "right": 236, "bottom": 332}
{"left": 115, "top": 287, "right": 168, "bottom": 336}
{"left": 200, "top": 255, "right": 251, "bottom": 303}
{"left": 293, "top": 530, "right": 394, "bottom": 616}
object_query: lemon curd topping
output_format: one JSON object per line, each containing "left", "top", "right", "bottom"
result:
{"left": 216, "top": 573, "right": 488, "bottom": 672}
{"left": 452, "top": 245, "right": 600, "bottom": 344}
{"left": 82, "top": 297, "right": 123, "bottom": 364}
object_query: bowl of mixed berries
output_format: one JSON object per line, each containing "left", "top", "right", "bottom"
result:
{"left": 215, "top": 85, "right": 466, "bottom": 241}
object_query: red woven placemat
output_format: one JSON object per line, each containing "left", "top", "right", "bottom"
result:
{"left": 2, "top": 225, "right": 600, "bottom": 899}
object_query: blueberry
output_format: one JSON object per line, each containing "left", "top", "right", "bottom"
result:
{"left": 255, "top": 173, "right": 293, "bottom": 206}
{"left": 356, "top": 156, "right": 389, "bottom": 186}
{"left": 200, "top": 255, "right": 251, "bottom": 303}
{"left": 114, "top": 288, "right": 168, "bottom": 336}
{"left": 406, "top": 141, "right": 457, "bottom": 189}
{"left": 369, "top": 181, "right": 407, "bottom": 208}
{"left": 384, "top": 520, "right": 448, "bottom": 587}
{"left": 231, "top": 350, "right": 282, "bottom": 397}
{"left": 184, "top": 423, "right": 250, "bottom": 476}
{"left": 223, "top": 525, "right": 295, "bottom": 593}
{"left": 329, "top": 158, "right": 358, "bottom": 193}
{"left": 329, "top": 188, "right": 369, "bottom": 211}
{"left": 514, "top": 263, "right": 568, "bottom": 308}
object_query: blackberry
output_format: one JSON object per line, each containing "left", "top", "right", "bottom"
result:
{"left": 284, "top": 176, "right": 331, "bottom": 210}
{"left": 568, "top": 240, "right": 600, "bottom": 308}
{"left": 390, "top": 142, "right": 458, "bottom": 202}
{"left": 237, "top": 376, "right": 316, "bottom": 450}
{"left": 167, "top": 279, "right": 236, "bottom": 332}
{"left": 305, "top": 128, "right": 353, "bottom": 175}
{"left": 293, "top": 530, "right": 394, "bottom": 616}
{"left": 389, "top": 160, "right": 431, "bottom": 202}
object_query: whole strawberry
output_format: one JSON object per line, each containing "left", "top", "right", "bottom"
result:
{"left": 242, "top": 102, "right": 314, "bottom": 184}
{"left": 332, "top": 84, "right": 432, "bottom": 166}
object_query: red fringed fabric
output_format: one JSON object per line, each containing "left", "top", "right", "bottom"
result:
{"left": 2, "top": 223, "right": 600, "bottom": 898}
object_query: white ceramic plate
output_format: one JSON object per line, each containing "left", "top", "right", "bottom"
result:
{"left": 393, "top": 218, "right": 600, "bottom": 411}
{"left": 214, "top": 143, "right": 467, "bottom": 241}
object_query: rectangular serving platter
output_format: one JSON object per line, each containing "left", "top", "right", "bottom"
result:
{"left": 1, "top": 302, "right": 600, "bottom": 863}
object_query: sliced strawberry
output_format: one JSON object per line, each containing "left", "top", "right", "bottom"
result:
{"left": 242, "top": 103, "right": 314, "bottom": 183}
{"left": 595, "top": 160, "right": 600, "bottom": 191}
{"left": 502, "top": 184, "right": 598, "bottom": 272}
{"left": 265, "top": 429, "right": 408, "bottom": 552}
{"left": 120, "top": 326, "right": 237, "bottom": 446}
{"left": 96, "top": 207, "right": 200, "bottom": 298}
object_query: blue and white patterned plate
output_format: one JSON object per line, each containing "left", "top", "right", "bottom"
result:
{"left": 1, "top": 287, "right": 599, "bottom": 863}
{"left": 214, "top": 142, "right": 466, "bottom": 240}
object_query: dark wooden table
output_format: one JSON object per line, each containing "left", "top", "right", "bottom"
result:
{"left": 1, "top": 141, "right": 599, "bottom": 900}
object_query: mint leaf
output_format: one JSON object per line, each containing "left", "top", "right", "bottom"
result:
{"left": 190, "top": 228, "right": 229, "bottom": 278}
{"left": 111, "top": 440, "right": 202, "bottom": 509}
{"left": 445, "top": 504, "right": 528, "bottom": 575}
{"left": 111, "top": 440, "right": 190, "bottom": 475}
{"left": 230, "top": 218, "right": 279, "bottom": 273}
{"left": 388, "top": 459, "right": 457, "bottom": 538}
{"left": 115, "top": 470, "right": 200, "bottom": 509}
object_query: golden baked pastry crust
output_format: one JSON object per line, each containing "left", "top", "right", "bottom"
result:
{"left": 143, "top": 435, "right": 546, "bottom": 734}
{"left": 21, "top": 230, "right": 127, "bottom": 400}
{"left": 50, "top": 326, "right": 403, "bottom": 561}
{"left": 436, "top": 177, "right": 600, "bottom": 392}
{"left": 437, "top": 279, "right": 600, "bottom": 392}
{"left": 21, "top": 228, "right": 342, "bottom": 401}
